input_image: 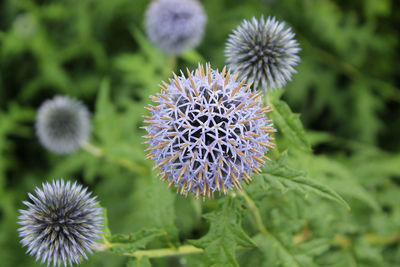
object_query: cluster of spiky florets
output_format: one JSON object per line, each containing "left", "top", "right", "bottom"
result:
{"left": 18, "top": 179, "right": 103, "bottom": 267}
{"left": 35, "top": 96, "right": 91, "bottom": 154}
{"left": 145, "top": 0, "right": 206, "bottom": 55}
{"left": 225, "top": 15, "right": 300, "bottom": 91}
{"left": 143, "top": 64, "right": 276, "bottom": 199}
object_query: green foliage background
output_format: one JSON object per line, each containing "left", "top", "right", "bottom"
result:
{"left": 1, "top": 0, "right": 399, "bottom": 266}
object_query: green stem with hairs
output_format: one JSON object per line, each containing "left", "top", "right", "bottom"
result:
{"left": 264, "top": 92, "right": 271, "bottom": 107}
{"left": 164, "top": 56, "right": 177, "bottom": 77}
{"left": 95, "top": 177, "right": 399, "bottom": 260}
{"left": 96, "top": 241, "right": 203, "bottom": 259}
{"left": 237, "top": 190, "right": 270, "bottom": 235}
{"left": 123, "top": 245, "right": 203, "bottom": 259}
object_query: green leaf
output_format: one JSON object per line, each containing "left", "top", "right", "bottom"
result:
{"left": 304, "top": 154, "right": 381, "bottom": 211}
{"left": 94, "top": 78, "right": 118, "bottom": 144}
{"left": 109, "top": 228, "right": 165, "bottom": 255}
{"left": 145, "top": 176, "right": 179, "bottom": 246}
{"left": 191, "top": 197, "right": 256, "bottom": 267}
{"left": 101, "top": 208, "right": 112, "bottom": 241}
{"left": 296, "top": 238, "right": 331, "bottom": 256}
{"left": 127, "top": 257, "right": 151, "bottom": 267}
{"left": 364, "top": 0, "right": 390, "bottom": 18}
{"left": 271, "top": 99, "right": 311, "bottom": 151}
{"left": 129, "top": 27, "right": 166, "bottom": 67}
{"left": 254, "top": 233, "right": 315, "bottom": 267}
{"left": 180, "top": 49, "right": 205, "bottom": 64}
{"left": 257, "top": 152, "right": 350, "bottom": 211}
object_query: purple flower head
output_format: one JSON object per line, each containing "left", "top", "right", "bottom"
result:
{"left": 18, "top": 179, "right": 103, "bottom": 267}
{"left": 143, "top": 64, "right": 276, "bottom": 199}
{"left": 36, "top": 95, "right": 91, "bottom": 155}
{"left": 225, "top": 15, "right": 300, "bottom": 92}
{"left": 145, "top": 0, "right": 206, "bottom": 55}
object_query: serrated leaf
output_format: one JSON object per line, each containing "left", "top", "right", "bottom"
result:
{"left": 254, "top": 233, "right": 314, "bottom": 267}
{"left": 312, "top": 156, "right": 380, "bottom": 211}
{"left": 297, "top": 238, "right": 331, "bottom": 256}
{"left": 271, "top": 99, "right": 311, "bottom": 151}
{"left": 257, "top": 152, "right": 350, "bottom": 211}
{"left": 191, "top": 197, "right": 256, "bottom": 267}
{"left": 109, "top": 228, "right": 165, "bottom": 255}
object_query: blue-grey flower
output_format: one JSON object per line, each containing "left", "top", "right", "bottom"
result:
{"left": 225, "top": 15, "right": 300, "bottom": 91}
{"left": 35, "top": 96, "right": 91, "bottom": 154}
{"left": 145, "top": 0, "right": 206, "bottom": 55}
{"left": 18, "top": 179, "right": 103, "bottom": 267}
{"left": 143, "top": 64, "right": 276, "bottom": 199}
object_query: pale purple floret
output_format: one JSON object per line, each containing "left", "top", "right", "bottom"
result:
{"left": 225, "top": 15, "right": 301, "bottom": 92}
{"left": 145, "top": 0, "right": 206, "bottom": 55}
{"left": 36, "top": 96, "right": 91, "bottom": 155}
{"left": 18, "top": 179, "right": 103, "bottom": 267}
{"left": 144, "top": 64, "right": 275, "bottom": 199}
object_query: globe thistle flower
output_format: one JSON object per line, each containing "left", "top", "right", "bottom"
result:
{"left": 225, "top": 15, "right": 300, "bottom": 91}
{"left": 145, "top": 0, "right": 206, "bottom": 55}
{"left": 35, "top": 96, "right": 91, "bottom": 154}
{"left": 18, "top": 179, "right": 103, "bottom": 267}
{"left": 143, "top": 63, "right": 276, "bottom": 199}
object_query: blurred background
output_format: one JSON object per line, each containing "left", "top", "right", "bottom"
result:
{"left": 0, "top": 0, "right": 399, "bottom": 266}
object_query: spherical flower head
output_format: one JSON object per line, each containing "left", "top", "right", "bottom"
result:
{"left": 145, "top": 0, "right": 206, "bottom": 55}
{"left": 225, "top": 15, "right": 300, "bottom": 92}
{"left": 35, "top": 96, "right": 91, "bottom": 155}
{"left": 143, "top": 64, "right": 276, "bottom": 199}
{"left": 18, "top": 179, "right": 103, "bottom": 267}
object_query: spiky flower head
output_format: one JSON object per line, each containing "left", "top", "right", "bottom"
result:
{"left": 225, "top": 15, "right": 300, "bottom": 91}
{"left": 143, "top": 63, "right": 276, "bottom": 199}
{"left": 18, "top": 179, "right": 103, "bottom": 267}
{"left": 36, "top": 96, "right": 91, "bottom": 154}
{"left": 145, "top": 0, "right": 206, "bottom": 55}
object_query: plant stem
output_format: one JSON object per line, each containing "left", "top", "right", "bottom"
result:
{"left": 264, "top": 92, "right": 271, "bottom": 106}
{"left": 164, "top": 56, "right": 177, "bottom": 77}
{"left": 263, "top": 92, "right": 280, "bottom": 158}
{"left": 82, "top": 142, "right": 148, "bottom": 176}
{"left": 237, "top": 190, "right": 269, "bottom": 235}
{"left": 364, "top": 233, "right": 400, "bottom": 245}
{"left": 82, "top": 142, "right": 103, "bottom": 156}
{"left": 239, "top": 190, "right": 303, "bottom": 265}
{"left": 123, "top": 245, "right": 203, "bottom": 259}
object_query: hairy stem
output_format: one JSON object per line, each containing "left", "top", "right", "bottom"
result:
{"left": 263, "top": 92, "right": 271, "bottom": 106}
{"left": 123, "top": 245, "right": 203, "bottom": 259}
{"left": 164, "top": 56, "right": 177, "bottom": 78}
{"left": 237, "top": 190, "right": 270, "bottom": 235}
{"left": 239, "top": 190, "right": 303, "bottom": 266}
